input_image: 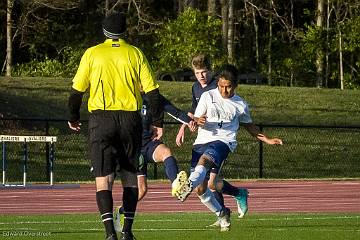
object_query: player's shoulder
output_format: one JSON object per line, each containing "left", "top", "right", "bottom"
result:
{"left": 232, "top": 93, "right": 244, "bottom": 101}
{"left": 192, "top": 81, "right": 201, "bottom": 90}
{"left": 83, "top": 44, "right": 98, "bottom": 55}
{"left": 203, "top": 88, "right": 217, "bottom": 97}
{"left": 232, "top": 94, "right": 249, "bottom": 106}
{"left": 207, "top": 88, "right": 218, "bottom": 94}
{"left": 129, "top": 44, "right": 144, "bottom": 54}
{"left": 208, "top": 78, "right": 218, "bottom": 88}
{"left": 192, "top": 82, "right": 204, "bottom": 97}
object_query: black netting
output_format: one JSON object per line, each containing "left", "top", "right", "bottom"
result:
{"left": 1, "top": 119, "right": 359, "bottom": 184}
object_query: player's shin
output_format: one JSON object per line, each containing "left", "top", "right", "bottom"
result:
{"left": 198, "top": 188, "right": 222, "bottom": 214}
{"left": 163, "top": 156, "right": 179, "bottom": 182}
{"left": 188, "top": 165, "right": 207, "bottom": 189}
{"left": 96, "top": 190, "right": 116, "bottom": 237}
{"left": 122, "top": 187, "right": 138, "bottom": 233}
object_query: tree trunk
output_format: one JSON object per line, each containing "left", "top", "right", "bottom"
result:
{"left": 267, "top": 1, "right": 273, "bottom": 85}
{"left": 182, "top": 0, "right": 197, "bottom": 11}
{"left": 220, "top": 0, "right": 229, "bottom": 52}
{"left": 252, "top": 3, "right": 259, "bottom": 71}
{"left": 188, "top": 0, "right": 197, "bottom": 9}
{"left": 290, "top": 0, "right": 295, "bottom": 86}
{"left": 227, "top": 0, "right": 234, "bottom": 64}
{"left": 178, "top": 0, "right": 184, "bottom": 12}
{"left": 338, "top": 29, "right": 344, "bottom": 90}
{"left": 208, "top": 0, "right": 216, "bottom": 16}
{"left": 325, "top": 0, "right": 330, "bottom": 88}
{"left": 173, "top": 0, "right": 178, "bottom": 13}
{"left": 316, "top": 0, "right": 325, "bottom": 88}
{"left": 6, "top": 0, "right": 13, "bottom": 77}
{"left": 105, "top": 0, "right": 109, "bottom": 16}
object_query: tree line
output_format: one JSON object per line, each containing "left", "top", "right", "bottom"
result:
{"left": 1, "top": 0, "right": 360, "bottom": 89}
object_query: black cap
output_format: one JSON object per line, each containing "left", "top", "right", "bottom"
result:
{"left": 102, "top": 13, "right": 126, "bottom": 39}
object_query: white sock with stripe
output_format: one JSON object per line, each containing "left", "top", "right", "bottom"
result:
{"left": 198, "top": 188, "right": 222, "bottom": 216}
{"left": 188, "top": 165, "right": 207, "bottom": 189}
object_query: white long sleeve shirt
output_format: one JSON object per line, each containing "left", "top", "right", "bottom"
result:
{"left": 194, "top": 88, "right": 253, "bottom": 152}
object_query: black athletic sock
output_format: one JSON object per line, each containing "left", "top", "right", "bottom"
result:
{"left": 163, "top": 156, "right": 179, "bottom": 182}
{"left": 122, "top": 187, "right": 139, "bottom": 233}
{"left": 96, "top": 190, "right": 116, "bottom": 237}
{"left": 213, "top": 190, "right": 225, "bottom": 207}
{"left": 221, "top": 180, "right": 240, "bottom": 196}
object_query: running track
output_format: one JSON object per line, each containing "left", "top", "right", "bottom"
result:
{"left": 0, "top": 180, "right": 359, "bottom": 215}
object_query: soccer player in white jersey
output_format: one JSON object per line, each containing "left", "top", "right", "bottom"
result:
{"left": 173, "top": 64, "right": 283, "bottom": 231}
{"left": 176, "top": 54, "right": 250, "bottom": 221}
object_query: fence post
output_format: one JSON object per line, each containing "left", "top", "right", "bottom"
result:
{"left": 49, "top": 142, "right": 55, "bottom": 186}
{"left": 153, "top": 163, "right": 158, "bottom": 179}
{"left": 259, "top": 125, "right": 263, "bottom": 178}
{"left": 2, "top": 142, "right": 6, "bottom": 185}
{"left": 45, "top": 120, "right": 50, "bottom": 180}
{"left": 23, "top": 140, "right": 28, "bottom": 186}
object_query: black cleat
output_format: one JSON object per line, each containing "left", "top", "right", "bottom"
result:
{"left": 105, "top": 233, "right": 118, "bottom": 240}
{"left": 121, "top": 231, "right": 135, "bottom": 240}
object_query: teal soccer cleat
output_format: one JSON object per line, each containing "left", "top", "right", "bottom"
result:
{"left": 235, "top": 188, "right": 248, "bottom": 218}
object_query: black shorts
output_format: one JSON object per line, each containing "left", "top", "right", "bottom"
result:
{"left": 138, "top": 139, "right": 163, "bottom": 176}
{"left": 89, "top": 110, "right": 142, "bottom": 177}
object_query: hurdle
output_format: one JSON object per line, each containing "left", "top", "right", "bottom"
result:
{"left": 0, "top": 135, "right": 57, "bottom": 187}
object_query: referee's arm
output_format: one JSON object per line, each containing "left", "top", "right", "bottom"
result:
{"left": 68, "top": 88, "right": 84, "bottom": 126}
{"left": 145, "top": 88, "right": 164, "bottom": 128}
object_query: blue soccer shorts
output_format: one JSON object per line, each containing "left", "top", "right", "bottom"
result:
{"left": 191, "top": 140, "right": 230, "bottom": 170}
{"left": 137, "top": 139, "right": 163, "bottom": 176}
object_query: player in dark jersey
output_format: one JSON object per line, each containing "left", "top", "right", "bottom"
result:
{"left": 137, "top": 93, "right": 196, "bottom": 200}
{"left": 113, "top": 93, "right": 196, "bottom": 232}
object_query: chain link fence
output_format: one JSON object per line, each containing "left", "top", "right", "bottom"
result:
{"left": 1, "top": 119, "right": 359, "bottom": 184}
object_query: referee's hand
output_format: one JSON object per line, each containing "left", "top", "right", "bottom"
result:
{"left": 68, "top": 121, "right": 81, "bottom": 132}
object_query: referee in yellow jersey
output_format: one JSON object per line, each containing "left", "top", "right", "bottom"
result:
{"left": 68, "top": 13, "right": 163, "bottom": 240}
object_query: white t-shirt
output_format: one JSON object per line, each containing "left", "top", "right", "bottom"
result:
{"left": 194, "top": 88, "right": 252, "bottom": 152}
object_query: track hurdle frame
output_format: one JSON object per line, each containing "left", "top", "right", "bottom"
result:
{"left": 0, "top": 135, "right": 57, "bottom": 187}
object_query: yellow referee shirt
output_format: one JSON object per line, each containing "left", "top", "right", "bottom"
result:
{"left": 72, "top": 39, "right": 159, "bottom": 112}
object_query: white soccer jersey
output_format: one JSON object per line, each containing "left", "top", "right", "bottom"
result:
{"left": 194, "top": 88, "right": 253, "bottom": 152}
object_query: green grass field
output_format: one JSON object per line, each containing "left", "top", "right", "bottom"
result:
{"left": 1, "top": 77, "right": 360, "bottom": 126}
{"left": 0, "top": 213, "right": 359, "bottom": 240}
{"left": 1, "top": 77, "right": 360, "bottom": 181}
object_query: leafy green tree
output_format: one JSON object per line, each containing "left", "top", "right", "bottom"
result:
{"left": 330, "top": 14, "right": 360, "bottom": 89}
{"left": 153, "top": 8, "right": 226, "bottom": 72}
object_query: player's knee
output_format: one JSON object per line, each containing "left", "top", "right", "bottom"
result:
{"left": 95, "top": 174, "right": 114, "bottom": 191}
{"left": 162, "top": 145, "right": 172, "bottom": 155}
{"left": 195, "top": 187, "right": 203, "bottom": 195}
{"left": 195, "top": 184, "right": 207, "bottom": 196}
{"left": 198, "top": 155, "right": 214, "bottom": 170}
{"left": 119, "top": 170, "right": 138, "bottom": 188}
{"left": 155, "top": 146, "right": 172, "bottom": 162}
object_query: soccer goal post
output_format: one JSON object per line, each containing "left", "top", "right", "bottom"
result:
{"left": 0, "top": 135, "right": 57, "bottom": 187}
